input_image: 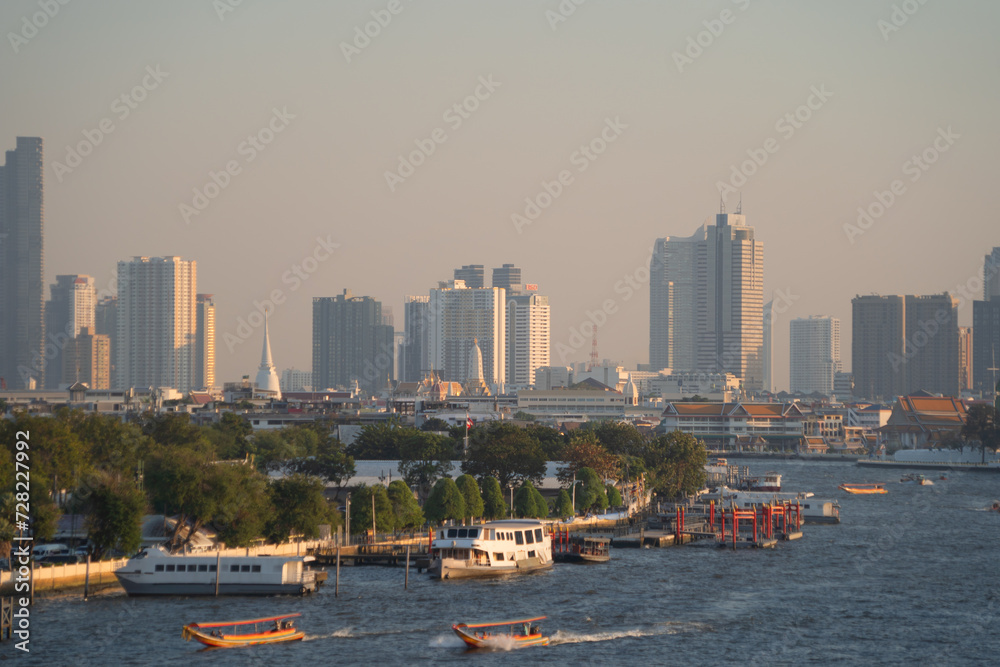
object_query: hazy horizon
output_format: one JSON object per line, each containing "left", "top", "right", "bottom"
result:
{"left": 3, "top": 0, "right": 998, "bottom": 391}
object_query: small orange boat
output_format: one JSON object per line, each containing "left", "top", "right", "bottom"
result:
{"left": 839, "top": 483, "right": 887, "bottom": 495}
{"left": 452, "top": 616, "right": 549, "bottom": 649}
{"left": 182, "top": 613, "right": 304, "bottom": 648}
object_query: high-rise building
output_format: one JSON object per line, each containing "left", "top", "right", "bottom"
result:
{"left": 789, "top": 316, "right": 841, "bottom": 396}
{"left": 762, "top": 299, "right": 776, "bottom": 393}
{"left": 116, "top": 256, "right": 197, "bottom": 392}
{"left": 493, "top": 263, "right": 523, "bottom": 295}
{"left": 44, "top": 275, "right": 96, "bottom": 389}
{"left": 454, "top": 264, "right": 484, "bottom": 289}
{"left": 649, "top": 211, "right": 764, "bottom": 390}
{"left": 195, "top": 294, "right": 216, "bottom": 390}
{"left": 852, "top": 293, "right": 959, "bottom": 401}
{"left": 95, "top": 296, "right": 118, "bottom": 388}
{"left": 506, "top": 293, "right": 550, "bottom": 387}
{"left": 852, "top": 295, "right": 906, "bottom": 402}
{"left": 973, "top": 296, "right": 1000, "bottom": 396}
{"left": 63, "top": 327, "right": 110, "bottom": 390}
{"left": 428, "top": 280, "right": 505, "bottom": 387}
{"left": 401, "top": 295, "right": 430, "bottom": 382}
{"left": 985, "top": 247, "right": 1000, "bottom": 300}
{"left": 904, "top": 294, "right": 959, "bottom": 397}
{"left": 0, "top": 137, "right": 44, "bottom": 389}
{"left": 280, "top": 368, "right": 313, "bottom": 392}
{"left": 312, "top": 290, "right": 395, "bottom": 393}
{"left": 958, "top": 326, "right": 973, "bottom": 395}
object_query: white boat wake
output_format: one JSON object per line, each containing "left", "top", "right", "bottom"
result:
{"left": 549, "top": 622, "right": 711, "bottom": 645}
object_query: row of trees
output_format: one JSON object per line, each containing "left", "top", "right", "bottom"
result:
{"left": 0, "top": 410, "right": 710, "bottom": 562}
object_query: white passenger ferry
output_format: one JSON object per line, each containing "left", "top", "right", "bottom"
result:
{"left": 115, "top": 546, "right": 318, "bottom": 596}
{"left": 428, "top": 520, "right": 553, "bottom": 580}
{"left": 706, "top": 487, "right": 840, "bottom": 524}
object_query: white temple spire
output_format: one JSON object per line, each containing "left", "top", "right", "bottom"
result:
{"left": 254, "top": 313, "right": 281, "bottom": 399}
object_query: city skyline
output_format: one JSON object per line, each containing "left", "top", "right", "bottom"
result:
{"left": 2, "top": 2, "right": 999, "bottom": 390}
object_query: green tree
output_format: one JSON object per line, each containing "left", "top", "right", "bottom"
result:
{"left": 574, "top": 467, "right": 608, "bottom": 513}
{"left": 347, "top": 484, "right": 394, "bottom": 536}
{"left": 606, "top": 484, "right": 623, "bottom": 507}
{"left": 531, "top": 485, "right": 549, "bottom": 518}
{"left": 524, "top": 423, "right": 565, "bottom": 460}
{"left": 0, "top": 492, "right": 15, "bottom": 562}
{"left": 555, "top": 489, "right": 574, "bottom": 518}
{"left": 289, "top": 436, "right": 356, "bottom": 492}
{"left": 644, "top": 430, "right": 708, "bottom": 499}
{"left": 423, "top": 478, "right": 466, "bottom": 524}
{"left": 480, "top": 476, "right": 506, "bottom": 520}
{"left": 420, "top": 417, "right": 451, "bottom": 432}
{"left": 211, "top": 464, "right": 273, "bottom": 548}
{"left": 557, "top": 432, "right": 619, "bottom": 485}
{"left": 213, "top": 412, "right": 253, "bottom": 457}
{"left": 398, "top": 430, "right": 454, "bottom": 498}
{"left": 268, "top": 474, "right": 337, "bottom": 542}
{"left": 461, "top": 423, "right": 546, "bottom": 489}
{"left": 961, "top": 403, "right": 1000, "bottom": 463}
{"left": 347, "top": 422, "right": 404, "bottom": 459}
{"left": 387, "top": 480, "right": 424, "bottom": 530}
{"left": 594, "top": 421, "right": 647, "bottom": 457}
{"left": 83, "top": 473, "right": 146, "bottom": 559}
{"left": 455, "top": 474, "right": 485, "bottom": 522}
{"left": 513, "top": 481, "right": 548, "bottom": 518}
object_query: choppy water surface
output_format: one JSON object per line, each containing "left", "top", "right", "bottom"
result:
{"left": 17, "top": 462, "right": 1000, "bottom": 665}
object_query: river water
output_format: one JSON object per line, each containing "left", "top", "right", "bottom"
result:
{"left": 13, "top": 461, "right": 1000, "bottom": 665}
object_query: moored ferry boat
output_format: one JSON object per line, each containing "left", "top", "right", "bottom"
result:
{"left": 429, "top": 520, "right": 553, "bottom": 580}
{"left": 705, "top": 488, "right": 840, "bottom": 524}
{"left": 115, "top": 546, "right": 318, "bottom": 596}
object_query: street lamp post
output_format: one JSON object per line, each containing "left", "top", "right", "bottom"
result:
{"left": 508, "top": 484, "right": 514, "bottom": 517}
{"left": 345, "top": 493, "right": 351, "bottom": 546}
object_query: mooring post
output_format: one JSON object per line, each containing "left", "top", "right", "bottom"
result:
{"left": 84, "top": 553, "right": 91, "bottom": 600}
{"left": 335, "top": 546, "right": 341, "bottom": 598}
{"left": 214, "top": 550, "right": 221, "bottom": 597}
{"left": 405, "top": 546, "right": 410, "bottom": 589}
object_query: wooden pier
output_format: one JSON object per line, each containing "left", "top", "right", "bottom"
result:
{"left": 314, "top": 544, "right": 429, "bottom": 568}
{"left": 1, "top": 597, "right": 12, "bottom": 642}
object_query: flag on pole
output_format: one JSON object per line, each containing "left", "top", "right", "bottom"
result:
{"left": 466, "top": 416, "right": 474, "bottom": 430}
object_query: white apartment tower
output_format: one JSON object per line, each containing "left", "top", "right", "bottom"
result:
{"left": 506, "top": 293, "right": 550, "bottom": 388}
{"left": 116, "top": 256, "right": 197, "bottom": 392}
{"left": 428, "top": 280, "right": 505, "bottom": 387}
{"left": 790, "top": 316, "right": 841, "bottom": 395}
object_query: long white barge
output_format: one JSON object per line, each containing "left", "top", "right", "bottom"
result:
{"left": 115, "top": 546, "right": 317, "bottom": 596}
{"left": 428, "top": 519, "right": 553, "bottom": 580}
{"left": 704, "top": 488, "right": 840, "bottom": 524}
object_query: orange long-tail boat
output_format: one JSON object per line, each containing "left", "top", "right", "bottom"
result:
{"left": 182, "top": 613, "right": 304, "bottom": 648}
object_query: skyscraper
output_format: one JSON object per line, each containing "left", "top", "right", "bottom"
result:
{"left": 985, "top": 247, "right": 1000, "bottom": 300}
{"left": 852, "top": 293, "right": 959, "bottom": 401}
{"left": 958, "top": 326, "right": 973, "bottom": 395}
{"left": 493, "top": 263, "right": 522, "bottom": 295}
{"left": 63, "top": 327, "right": 110, "bottom": 390}
{"left": 973, "top": 296, "right": 1000, "bottom": 396}
{"left": 0, "top": 137, "right": 44, "bottom": 389}
{"left": 116, "top": 256, "right": 197, "bottom": 392}
{"left": 312, "top": 290, "right": 395, "bottom": 393}
{"left": 789, "top": 316, "right": 840, "bottom": 396}
{"left": 44, "top": 275, "right": 96, "bottom": 389}
{"left": 96, "top": 296, "right": 118, "bottom": 388}
{"left": 401, "top": 295, "right": 430, "bottom": 382}
{"left": 649, "top": 210, "right": 764, "bottom": 390}
{"left": 454, "top": 264, "right": 484, "bottom": 289}
{"left": 195, "top": 294, "right": 216, "bottom": 390}
{"left": 428, "top": 280, "right": 505, "bottom": 387}
{"left": 762, "top": 299, "right": 776, "bottom": 394}
{"left": 506, "top": 293, "right": 550, "bottom": 387}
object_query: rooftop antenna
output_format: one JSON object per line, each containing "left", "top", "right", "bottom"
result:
{"left": 735, "top": 193, "right": 742, "bottom": 215}
{"left": 719, "top": 197, "right": 725, "bottom": 215}
{"left": 588, "top": 331, "right": 599, "bottom": 371}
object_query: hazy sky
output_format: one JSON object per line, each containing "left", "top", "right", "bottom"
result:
{"left": 3, "top": 0, "right": 998, "bottom": 391}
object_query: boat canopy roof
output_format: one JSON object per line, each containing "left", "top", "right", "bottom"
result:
{"left": 189, "top": 613, "right": 301, "bottom": 629}
{"left": 458, "top": 616, "right": 547, "bottom": 629}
